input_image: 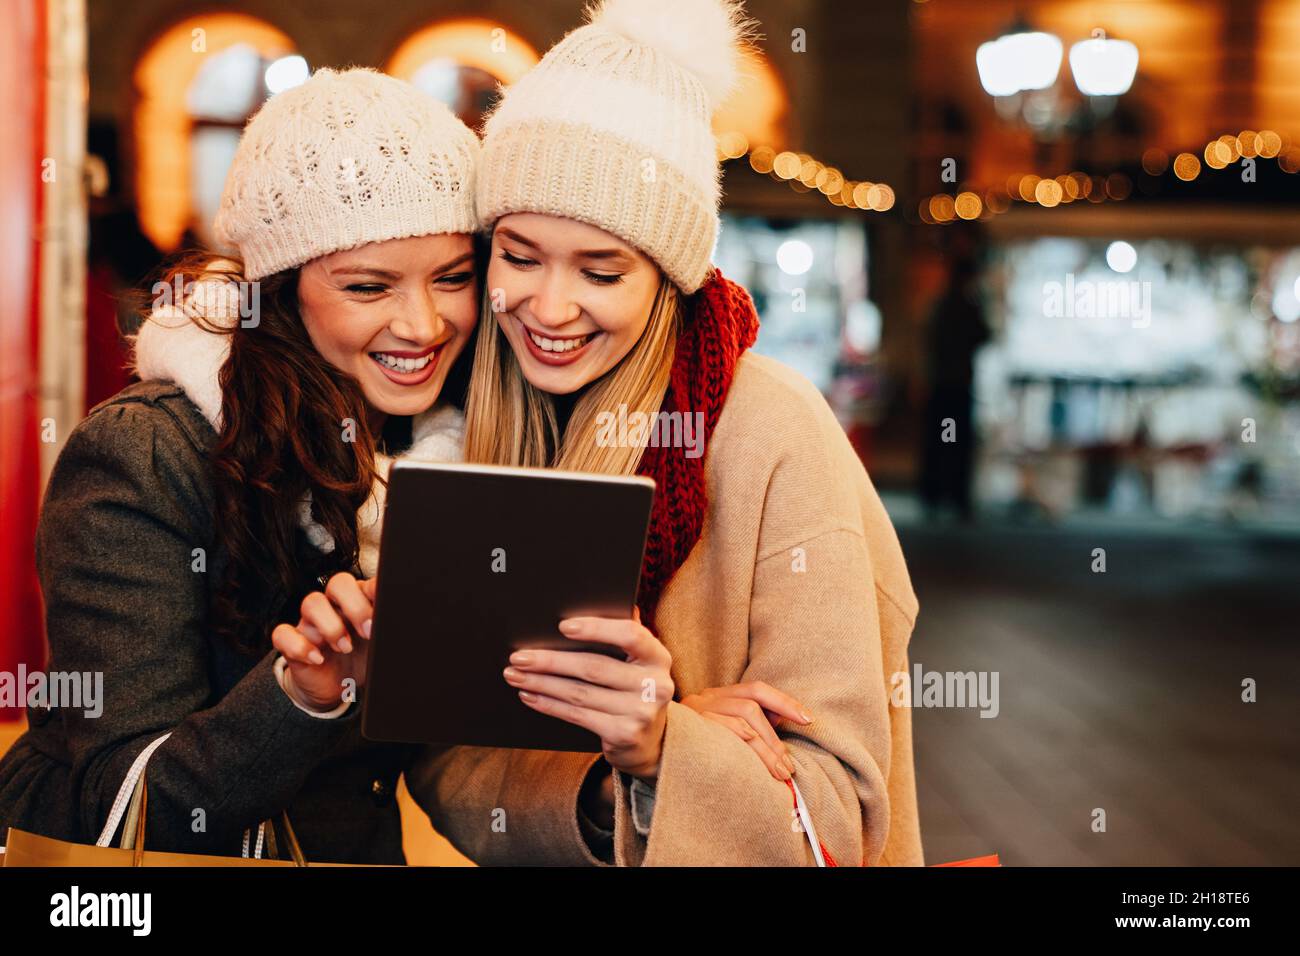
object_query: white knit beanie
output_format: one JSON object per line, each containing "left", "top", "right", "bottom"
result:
{"left": 477, "top": 0, "right": 754, "bottom": 294}
{"left": 214, "top": 67, "right": 479, "bottom": 280}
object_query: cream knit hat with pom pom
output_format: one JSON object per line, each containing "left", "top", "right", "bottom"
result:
{"left": 214, "top": 67, "right": 479, "bottom": 280}
{"left": 477, "top": 0, "right": 755, "bottom": 294}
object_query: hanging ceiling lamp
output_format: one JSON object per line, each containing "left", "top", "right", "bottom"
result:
{"left": 976, "top": 20, "right": 1063, "bottom": 98}
{"left": 1069, "top": 29, "right": 1139, "bottom": 97}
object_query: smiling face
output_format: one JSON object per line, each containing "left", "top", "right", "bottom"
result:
{"left": 487, "top": 213, "right": 661, "bottom": 395}
{"left": 297, "top": 233, "right": 477, "bottom": 423}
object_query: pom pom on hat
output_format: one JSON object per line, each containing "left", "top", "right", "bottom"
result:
{"left": 477, "top": 0, "right": 759, "bottom": 293}
{"left": 584, "top": 0, "right": 758, "bottom": 108}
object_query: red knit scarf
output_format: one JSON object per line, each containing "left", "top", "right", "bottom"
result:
{"left": 634, "top": 268, "right": 760, "bottom": 628}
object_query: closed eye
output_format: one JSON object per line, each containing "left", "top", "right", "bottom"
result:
{"left": 345, "top": 283, "right": 387, "bottom": 295}
{"left": 499, "top": 249, "right": 537, "bottom": 269}
{"left": 434, "top": 271, "right": 474, "bottom": 287}
{"left": 583, "top": 270, "right": 624, "bottom": 286}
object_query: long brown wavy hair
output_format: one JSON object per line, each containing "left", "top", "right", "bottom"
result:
{"left": 138, "top": 253, "right": 379, "bottom": 656}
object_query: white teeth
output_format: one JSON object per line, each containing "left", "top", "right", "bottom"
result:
{"left": 528, "top": 330, "right": 590, "bottom": 353}
{"left": 371, "top": 352, "right": 432, "bottom": 373}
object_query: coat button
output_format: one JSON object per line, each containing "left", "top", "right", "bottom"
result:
{"left": 370, "top": 777, "right": 394, "bottom": 806}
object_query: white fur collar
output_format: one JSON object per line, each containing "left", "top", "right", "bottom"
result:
{"left": 130, "top": 265, "right": 464, "bottom": 578}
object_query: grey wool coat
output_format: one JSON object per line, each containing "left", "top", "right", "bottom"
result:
{"left": 0, "top": 382, "right": 418, "bottom": 863}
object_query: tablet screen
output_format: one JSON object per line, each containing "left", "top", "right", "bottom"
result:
{"left": 362, "top": 462, "right": 655, "bottom": 752}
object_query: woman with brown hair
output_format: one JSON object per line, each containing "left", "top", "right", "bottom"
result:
{"left": 0, "top": 67, "right": 481, "bottom": 863}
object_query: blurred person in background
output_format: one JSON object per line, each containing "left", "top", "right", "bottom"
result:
{"left": 919, "top": 255, "right": 990, "bottom": 522}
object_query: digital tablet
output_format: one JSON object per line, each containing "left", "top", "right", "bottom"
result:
{"left": 361, "top": 461, "right": 656, "bottom": 752}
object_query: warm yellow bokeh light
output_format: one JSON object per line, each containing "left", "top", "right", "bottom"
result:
{"left": 868, "top": 184, "right": 895, "bottom": 211}
{"left": 954, "top": 191, "right": 982, "bottom": 219}
{"left": 1217, "top": 134, "right": 1241, "bottom": 163}
{"left": 1035, "top": 179, "right": 1063, "bottom": 207}
{"left": 748, "top": 145, "right": 775, "bottom": 174}
{"left": 716, "top": 130, "right": 749, "bottom": 160}
{"left": 816, "top": 166, "right": 844, "bottom": 195}
{"left": 929, "top": 194, "right": 955, "bottom": 221}
{"left": 772, "top": 151, "right": 801, "bottom": 179}
{"left": 1173, "top": 152, "right": 1201, "bottom": 181}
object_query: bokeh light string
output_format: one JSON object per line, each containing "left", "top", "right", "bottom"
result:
{"left": 717, "top": 127, "right": 1297, "bottom": 224}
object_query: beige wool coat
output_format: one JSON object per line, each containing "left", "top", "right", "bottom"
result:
{"left": 408, "top": 352, "right": 923, "bottom": 866}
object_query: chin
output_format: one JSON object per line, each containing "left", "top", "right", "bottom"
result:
{"left": 518, "top": 362, "right": 592, "bottom": 396}
{"left": 375, "top": 391, "right": 442, "bottom": 417}
{"left": 363, "top": 379, "right": 445, "bottom": 417}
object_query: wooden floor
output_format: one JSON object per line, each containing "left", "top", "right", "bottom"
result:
{"left": 900, "top": 517, "right": 1300, "bottom": 865}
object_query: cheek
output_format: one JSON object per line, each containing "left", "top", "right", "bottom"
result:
{"left": 302, "top": 303, "right": 382, "bottom": 362}
{"left": 444, "top": 286, "right": 480, "bottom": 337}
{"left": 485, "top": 261, "right": 519, "bottom": 312}
{"left": 594, "top": 283, "right": 657, "bottom": 340}
{"left": 439, "top": 288, "right": 480, "bottom": 362}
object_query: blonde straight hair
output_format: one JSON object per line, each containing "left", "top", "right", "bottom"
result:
{"left": 463, "top": 273, "right": 683, "bottom": 474}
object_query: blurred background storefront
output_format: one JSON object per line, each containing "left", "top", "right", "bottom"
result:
{"left": 2, "top": 0, "right": 1297, "bottom": 866}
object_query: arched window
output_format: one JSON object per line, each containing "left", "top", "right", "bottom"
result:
{"left": 133, "top": 15, "right": 299, "bottom": 251}
{"left": 386, "top": 19, "right": 540, "bottom": 129}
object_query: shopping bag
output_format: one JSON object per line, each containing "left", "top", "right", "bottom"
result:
{"left": 3, "top": 732, "right": 372, "bottom": 867}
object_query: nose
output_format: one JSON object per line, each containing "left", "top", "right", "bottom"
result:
{"left": 527, "top": 271, "right": 581, "bottom": 331}
{"left": 388, "top": 288, "right": 444, "bottom": 345}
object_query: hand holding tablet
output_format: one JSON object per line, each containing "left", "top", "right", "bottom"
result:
{"left": 502, "top": 607, "right": 673, "bottom": 778}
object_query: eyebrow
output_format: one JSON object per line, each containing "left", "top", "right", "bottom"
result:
{"left": 497, "top": 228, "right": 635, "bottom": 266}
{"left": 429, "top": 251, "right": 475, "bottom": 273}
{"left": 331, "top": 265, "right": 402, "bottom": 281}
{"left": 329, "top": 251, "right": 475, "bottom": 280}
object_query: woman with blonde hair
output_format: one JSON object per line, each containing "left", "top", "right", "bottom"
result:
{"left": 416, "top": 0, "right": 924, "bottom": 866}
